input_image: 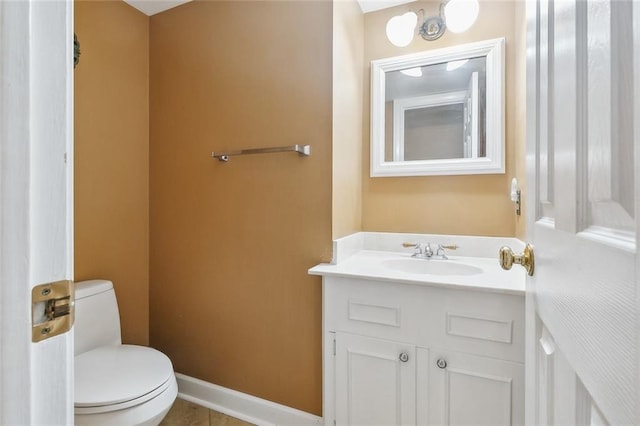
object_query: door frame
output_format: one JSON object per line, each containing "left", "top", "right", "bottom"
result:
{"left": 0, "top": 0, "right": 74, "bottom": 423}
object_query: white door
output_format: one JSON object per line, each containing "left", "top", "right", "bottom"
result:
{"left": 0, "top": 0, "right": 74, "bottom": 424}
{"left": 335, "top": 332, "right": 416, "bottom": 426}
{"left": 525, "top": 0, "right": 639, "bottom": 424}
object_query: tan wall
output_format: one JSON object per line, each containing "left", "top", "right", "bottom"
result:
{"left": 149, "top": 1, "right": 332, "bottom": 415}
{"left": 74, "top": 0, "right": 150, "bottom": 345}
{"left": 333, "top": 0, "right": 365, "bottom": 239}
{"left": 362, "top": 0, "right": 518, "bottom": 237}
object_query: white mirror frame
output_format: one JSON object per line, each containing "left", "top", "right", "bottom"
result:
{"left": 370, "top": 37, "right": 505, "bottom": 177}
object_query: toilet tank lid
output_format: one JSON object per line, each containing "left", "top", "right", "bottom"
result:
{"left": 75, "top": 279, "right": 114, "bottom": 300}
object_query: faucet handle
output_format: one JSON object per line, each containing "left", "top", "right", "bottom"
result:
{"left": 434, "top": 244, "right": 458, "bottom": 259}
{"left": 403, "top": 242, "right": 427, "bottom": 257}
{"left": 403, "top": 242, "right": 455, "bottom": 259}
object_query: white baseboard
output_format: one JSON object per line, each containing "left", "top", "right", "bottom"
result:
{"left": 175, "top": 373, "right": 323, "bottom": 426}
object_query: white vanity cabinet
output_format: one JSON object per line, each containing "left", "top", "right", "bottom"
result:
{"left": 322, "top": 276, "right": 524, "bottom": 426}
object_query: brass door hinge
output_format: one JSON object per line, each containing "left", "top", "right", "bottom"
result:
{"left": 32, "top": 280, "right": 74, "bottom": 342}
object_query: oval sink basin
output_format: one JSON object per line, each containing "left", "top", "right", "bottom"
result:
{"left": 382, "top": 258, "right": 483, "bottom": 276}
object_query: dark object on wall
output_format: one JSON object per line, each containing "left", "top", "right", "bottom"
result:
{"left": 74, "top": 33, "right": 80, "bottom": 68}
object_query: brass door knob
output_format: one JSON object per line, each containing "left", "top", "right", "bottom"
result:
{"left": 499, "top": 244, "right": 535, "bottom": 276}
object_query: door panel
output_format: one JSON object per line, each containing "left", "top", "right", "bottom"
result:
{"left": 585, "top": 0, "right": 635, "bottom": 236}
{"left": 535, "top": 322, "right": 592, "bottom": 426}
{"left": 526, "top": 0, "right": 639, "bottom": 424}
{"left": 335, "top": 332, "right": 416, "bottom": 426}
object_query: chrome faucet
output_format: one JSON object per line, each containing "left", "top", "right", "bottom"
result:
{"left": 403, "top": 242, "right": 458, "bottom": 260}
{"left": 412, "top": 243, "right": 432, "bottom": 258}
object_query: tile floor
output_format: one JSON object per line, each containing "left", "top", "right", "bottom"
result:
{"left": 160, "top": 398, "right": 255, "bottom": 426}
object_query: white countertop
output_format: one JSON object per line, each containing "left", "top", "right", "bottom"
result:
{"left": 309, "top": 249, "right": 525, "bottom": 296}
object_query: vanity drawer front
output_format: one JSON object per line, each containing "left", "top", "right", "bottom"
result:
{"left": 424, "top": 288, "right": 525, "bottom": 363}
{"left": 324, "top": 277, "right": 422, "bottom": 344}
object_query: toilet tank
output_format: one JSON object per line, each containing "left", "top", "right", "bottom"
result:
{"left": 74, "top": 280, "right": 122, "bottom": 356}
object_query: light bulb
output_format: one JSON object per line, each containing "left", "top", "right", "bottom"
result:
{"left": 443, "top": 0, "right": 479, "bottom": 34}
{"left": 386, "top": 11, "right": 418, "bottom": 47}
{"left": 400, "top": 67, "right": 423, "bottom": 77}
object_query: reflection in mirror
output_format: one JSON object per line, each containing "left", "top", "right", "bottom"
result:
{"left": 385, "top": 57, "right": 486, "bottom": 162}
{"left": 371, "top": 38, "right": 505, "bottom": 177}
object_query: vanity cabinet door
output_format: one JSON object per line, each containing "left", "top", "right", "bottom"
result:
{"left": 427, "top": 350, "right": 524, "bottom": 426}
{"left": 335, "top": 332, "right": 416, "bottom": 426}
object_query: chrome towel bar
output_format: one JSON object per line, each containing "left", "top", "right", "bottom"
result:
{"left": 211, "top": 144, "right": 311, "bottom": 162}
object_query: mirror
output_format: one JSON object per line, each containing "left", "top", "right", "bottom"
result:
{"left": 371, "top": 38, "right": 505, "bottom": 177}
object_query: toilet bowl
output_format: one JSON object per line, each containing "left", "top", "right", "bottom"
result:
{"left": 74, "top": 280, "right": 177, "bottom": 426}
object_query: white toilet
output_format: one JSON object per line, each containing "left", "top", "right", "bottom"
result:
{"left": 74, "top": 279, "right": 178, "bottom": 425}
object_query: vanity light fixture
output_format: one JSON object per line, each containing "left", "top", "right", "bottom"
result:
{"left": 443, "top": 0, "right": 480, "bottom": 33}
{"left": 385, "top": 11, "right": 418, "bottom": 47}
{"left": 386, "top": 0, "right": 480, "bottom": 47}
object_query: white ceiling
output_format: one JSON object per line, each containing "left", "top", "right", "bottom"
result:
{"left": 123, "top": 0, "right": 415, "bottom": 16}
{"left": 356, "top": 0, "right": 416, "bottom": 14}
{"left": 123, "top": 0, "right": 192, "bottom": 16}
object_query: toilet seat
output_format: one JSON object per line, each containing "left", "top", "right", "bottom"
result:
{"left": 75, "top": 345, "right": 175, "bottom": 415}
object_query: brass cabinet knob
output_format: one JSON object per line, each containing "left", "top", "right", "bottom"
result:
{"left": 499, "top": 243, "right": 535, "bottom": 276}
